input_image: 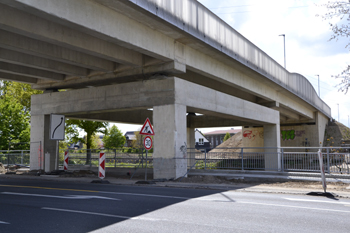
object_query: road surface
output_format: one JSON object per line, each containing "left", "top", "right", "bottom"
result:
{"left": 0, "top": 178, "right": 349, "bottom": 232}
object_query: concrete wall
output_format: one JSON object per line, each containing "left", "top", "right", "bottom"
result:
{"left": 243, "top": 119, "right": 328, "bottom": 150}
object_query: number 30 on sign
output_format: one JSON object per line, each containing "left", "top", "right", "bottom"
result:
{"left": 143, "top": 136, "right": 153, "bottom": 150}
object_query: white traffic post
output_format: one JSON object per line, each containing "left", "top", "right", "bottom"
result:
{"left": 318, "top": 149, "right": 327, "bottom": 193}
{"left": 99, "top": 152, "right": 106, "bottom": 179}
{"left": 64, "top": 150, "right": 69, "bottom": 170}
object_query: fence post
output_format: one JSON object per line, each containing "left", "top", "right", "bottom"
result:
{"left": 114, "top": 149, "right": 117, "bottom": 168}
{"left": 281, "top": 148, "right": 284, "bottom": 172}
{"left": 241, "top": 148, "right": 244, "bottom": 171}
{"left": 327, "top": 148, "right": 330, "bottom": 174}
{"left": 7, "top": 153, "right": 9, "bottom": 173}
{"left": 89, "top": 149, "right": 92, "bottom": 170}
{"left": 204, "top": 150, "right": 207, "bottom": 170}
{"left": 21, "top": 150, "right": 24, "bottom": 165}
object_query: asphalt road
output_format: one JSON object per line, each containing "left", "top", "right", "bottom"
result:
{"left": 1, "top": 178, "right": 350, "bottom": 233}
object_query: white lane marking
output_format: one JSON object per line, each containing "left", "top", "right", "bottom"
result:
{"left": 1, "top": 192, "right": 120, "bottom": 200}
{"left": 42, "top": 207, "right": 244, "bottom": 230}
{"left": 42, "top": 207, "right": 131, "bottom": 219}
{"left": 285, "top": 198, "right": 350, "bottom": 205}
{"left": 99, "top": 191, "right": 189, "bottom": 200}
{"left": 0, "top": 221, "right": 10, "bottom": 224}
{"left": 236, "top": 201, "right": 350, "bottom": 213}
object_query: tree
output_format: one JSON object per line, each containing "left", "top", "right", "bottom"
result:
{"left": 0, "top": 81, "right": 42, "bottom": 113}
{"left": 131, "top": 130, "right": 143, "bottom": 149}
{"left": 0, "top": 81, "right": 39, "bottom": 150}
{"left": 102, "top": 125, "right": 126, "bottom": 149}
{"left": 318, "top": 1, "right": 350, "bottom": 93}
{"left": 0, "top": 95, "right": 30, "bottom": 150}
{"left": 223, "top": 132, "right": 231, "bottom": 142}
{"left": 65, "top": 119, "right": 108, "bottom": 163}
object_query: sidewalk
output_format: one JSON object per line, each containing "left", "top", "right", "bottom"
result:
{"left": 1, "top": 171, "right": 350, "bottom": 199}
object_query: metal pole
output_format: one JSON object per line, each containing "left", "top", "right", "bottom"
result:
{"left": 145, "top": 150, "right": 148, "bottom": 181}
{"left": 338, "top": 103, "right": 339, "bottom": 122}
{"left": 327, "top": 148, "right": 330, "bottom": 174}
{"left": 281, "top": 148, "right": 284, "bottom": 172}
{"left": 21, "top": 150, "right": 23, "bottom": 165}
{"left": 315, "top": 75, "right": 320, "bottom": 97}
{"left": 204, "top": 149, "right": 207, "bottom": 170}
{"left": 241, "top": 148, "right": 244, "bottom": 170}
{"left": 279, "top": 34, "right": 286, "bottom": 68}
{"left": 114, "top": 149, "right": 116, "bottom": 168}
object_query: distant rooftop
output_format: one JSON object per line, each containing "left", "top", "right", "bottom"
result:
{"left": 204, "top": 129, "right": 241, "bottom": 135}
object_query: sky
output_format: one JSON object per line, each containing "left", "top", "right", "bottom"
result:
{"left": 114, "top": 0, "right": 350, "bottom": 134}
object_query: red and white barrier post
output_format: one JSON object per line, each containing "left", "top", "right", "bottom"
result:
{"left": 99, "top": 152, "right": 105, "bottom": 179}
{"left": 64, "top": 150, "right": 69, "bottom": 170}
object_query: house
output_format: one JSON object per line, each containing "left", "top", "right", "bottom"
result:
{"left": 204, "top": 128, "right": 241, "bottom": 148}
{"left": 124, "top": 131, "right": 136, "bottom": 147}
{"left": 194, "top": 129, "right": 211, "bottom": 151}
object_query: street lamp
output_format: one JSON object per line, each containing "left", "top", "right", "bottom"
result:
{"left": 315, "top": 75, "right": 320, "bottom": 97}
{"left": 337, "top": 103, "right": 339, "bottom": 122}
{"left": 279, "top": 34, "right": 286, "bottom": 69}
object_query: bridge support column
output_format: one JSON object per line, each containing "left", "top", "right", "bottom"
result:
{"left": 187, "top": 112, "right": 196, "bottom": 169}
{"left": 30, "top": 114, "right": 58, "bottom": 171}
{"left": 263, "top": 124, "right": 281, "bottom": 171}
{"left": 187, "top": 127, "right": 196, "bottom": 168}
{"left": 153, "top": 104, "right": 187, "bottom": 180}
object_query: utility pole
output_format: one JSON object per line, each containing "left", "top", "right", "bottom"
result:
{"left": 279, "top": 34, "right": 286, "bottom": 69}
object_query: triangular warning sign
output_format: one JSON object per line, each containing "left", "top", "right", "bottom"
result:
{"left": 140, "top": 118, "right": 154, "bottom": 135}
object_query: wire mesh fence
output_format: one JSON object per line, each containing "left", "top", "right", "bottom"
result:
{"left": 188, "top": 147, "right": 350, "bottom": 174}
{"left": 59, "top": 148, "right": 153, "bottom": 169}
{"left": 0, "top": 150, "right": 30, "bottom": 167}
{"left": 2, "top": 147, "right": 349, "bottom": 174}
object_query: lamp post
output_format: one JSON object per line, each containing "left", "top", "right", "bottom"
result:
{"left": 279, "top": 34, "right": 286, "bottom": 69}
{"left": 315, "top": 75, "right": 320, "bottom": 97}
{"left": 338, "top": 103, "right": 339, "bottom": 122}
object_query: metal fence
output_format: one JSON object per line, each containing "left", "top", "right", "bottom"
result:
{"left": 187, "top": 147, "right": 350, "bottom": 174}
{"left": 59, "top": 149, "right": 153, "bottom": 169}
{"left": 2, "top": 147, "right": 349, "bottom": 175}
{"left": 0, "top": 150, "right": 30, "bottom": 167}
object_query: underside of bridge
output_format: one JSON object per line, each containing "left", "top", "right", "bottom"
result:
{"left": 0, "top": 0, "right": 331, "bottom": 179}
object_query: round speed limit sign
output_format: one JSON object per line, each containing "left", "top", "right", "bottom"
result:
{"left": 143, "top": 136, "right": 153, "bottom": 150}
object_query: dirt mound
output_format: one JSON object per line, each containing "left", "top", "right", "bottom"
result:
{"left": 324, "top": 121, "right": 350, "bottom": 147}
{"left": 211, "top": 131, "right": 242, "bottom": 153}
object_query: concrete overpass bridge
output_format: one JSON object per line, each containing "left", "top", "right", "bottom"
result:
{"left": 0, "top": 0, "right": 331, "bottom": 179}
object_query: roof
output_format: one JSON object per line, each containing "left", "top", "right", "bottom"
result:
{"left": 205, "top": 129, "right": 241, "bottom": 135}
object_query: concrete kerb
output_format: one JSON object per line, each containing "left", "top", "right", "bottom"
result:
{"left": 1, "top": 172, "right": 350, "bottom": 199}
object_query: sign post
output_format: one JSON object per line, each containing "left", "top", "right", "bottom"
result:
{"left": 140, "top": 118, "right": 154, "bottom": 181}
{"left": 50, "top": 114, "right": 65, "bottom": 171}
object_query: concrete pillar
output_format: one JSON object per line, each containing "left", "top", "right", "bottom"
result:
{"left": 187, "top": 113, "right": 196, "bottom": 168}
{"left": 187, "top": 127, "right": 195, "bottom": 167}
{"left": 30, "top": 114, "right": 58, "bottom": 172}
{"left": 263, "top": 124, "right": 281, "bottom": 171}
{"left": 153, "top": 104, "right": 187, "bottom": 180}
